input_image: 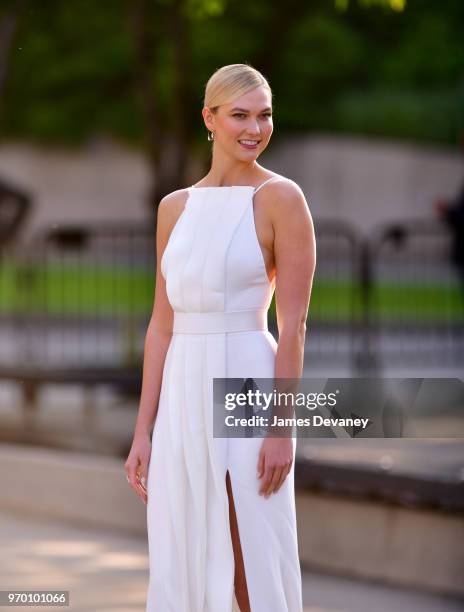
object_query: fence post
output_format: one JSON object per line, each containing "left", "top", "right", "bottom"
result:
{"left": 355, "top": 235, "right": 381, "bottom": 375}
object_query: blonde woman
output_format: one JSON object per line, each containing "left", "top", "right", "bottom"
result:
{"left": 125, "top": 63, "right": 316, "bottom": 612}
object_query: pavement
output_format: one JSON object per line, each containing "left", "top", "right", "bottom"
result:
{"left": 1, "top": 380, "right": 463, "bottom": 611}
{"left": 0, "top": 509, "right": 463, "bottom": 612}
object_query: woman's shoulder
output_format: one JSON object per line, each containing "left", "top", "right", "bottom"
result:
{"left": 156, "top": 188, "right": 190, "bottom": 226}
{"left": 158, "top": 187, "right": 190, "bottom": 207}
{"left": 157, "top": 187, "right": 191, "bottom": 211}
{"left": 261, "top": 175, "right": 313, "bottom": 239}
{"left": 258, "top": 173, "right": 308, "bottom": 210}
{"left": 257, "top": 171, "right": 303, "bottom": 195}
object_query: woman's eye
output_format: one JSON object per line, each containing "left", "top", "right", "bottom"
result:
{"left": 233, "top": 113, "right": 272, "bottom": 119}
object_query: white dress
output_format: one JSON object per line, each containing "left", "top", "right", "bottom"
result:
{"left": 146, "top": 177, "right": 303, "bottom": 612}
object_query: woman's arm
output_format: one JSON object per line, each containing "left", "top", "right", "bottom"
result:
{"left": 273, "top": 183, "right": 316, "bottom": 378}
{"left": 257, "top": 181, "right": 316, "bottom": 498}
{"left": 124, "top": 190, "right": 186, "bottom": 503}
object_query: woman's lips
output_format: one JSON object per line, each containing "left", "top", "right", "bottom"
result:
{"left": 238, "top": 139, "right": 260, "bottom": 150}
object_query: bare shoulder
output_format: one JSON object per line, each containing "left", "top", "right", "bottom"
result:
{"left": 157, "top": 187, "right": 190, "bottom": 214}
{"left": 263, "top": 177, "right": 312, "bottom": 224}
{"left": 267, "top": 177, "right": 306, "bottom": 200}
{"left": 157, "top": 188, "right": 190, "bottom": 229}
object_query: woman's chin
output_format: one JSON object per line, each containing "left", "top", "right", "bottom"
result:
{"left": 235, "top": 146, "right": 260, "bottom": 159}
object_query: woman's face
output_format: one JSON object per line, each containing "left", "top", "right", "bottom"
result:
{"left": 204, "top": 85, "right": 273, "bottom": 159}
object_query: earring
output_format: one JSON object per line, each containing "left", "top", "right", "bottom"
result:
{"left": 207, "top": 130, "right": 214, "bottom": 141}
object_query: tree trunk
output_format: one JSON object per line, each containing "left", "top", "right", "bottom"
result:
{"left": 0, "top": 0, "right": 27, "bottom": 117}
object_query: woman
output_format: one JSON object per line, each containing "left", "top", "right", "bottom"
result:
{"left": 125, "top": 63, "right": 316, "bottom": 612}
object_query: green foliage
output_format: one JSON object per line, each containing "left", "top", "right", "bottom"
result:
{"left": 1, "top": 0, "right": 462, "bottom": 146}
{"left": 2, "top": 260, "right": 462, "bottom": 322}
{"left": 334, "top": 88, "right": 461, "bottom": 144}
{"left": 336, "top": 0, "right": 406, "bottom": 11}
{"left": 185, "top": 0, "right": 228, "bottom": 19}
{"left": 2, "top": 0, "right": 141, "bottom": 144}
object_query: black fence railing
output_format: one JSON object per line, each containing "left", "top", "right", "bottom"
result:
{"left": 366, "top": 219, "right": 464, "bottom": 370}
{"left": 0, "top": 218, "right": 463, "bottom": 408}
{"left": 301, "top": 218, "right": 361, "bottom": 370}
{"left": 1, "top": 224, "right": 155, "bottom": 367}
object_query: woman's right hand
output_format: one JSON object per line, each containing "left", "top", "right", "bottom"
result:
{"left": 125, "top": 433, "right": 152, "bottom": 505}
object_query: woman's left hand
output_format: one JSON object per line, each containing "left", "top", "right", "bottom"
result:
{"left": 257, "top": 436, "right": 293, "bottom": 498}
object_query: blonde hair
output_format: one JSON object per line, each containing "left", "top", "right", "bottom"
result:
{"left": 203, "top": 63, "right": 272, "bottom": 111}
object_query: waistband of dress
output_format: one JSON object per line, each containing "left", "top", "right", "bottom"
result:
{"left": 173, "top": 308, "right": 268, "bottom": 334}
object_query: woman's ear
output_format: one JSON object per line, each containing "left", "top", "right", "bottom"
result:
{"left": 202, "top": 106, "right": 214, "bottom": 133}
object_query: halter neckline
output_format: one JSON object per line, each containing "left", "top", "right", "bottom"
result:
{"left": 190, "top": 176, "right": 282, "bottom": 193}
{"left": 189, "top": 185, "right": 254, "bottom": 189}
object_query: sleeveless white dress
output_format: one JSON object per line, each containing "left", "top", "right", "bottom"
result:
{"left": 146, "top": 177, "right": 303, "bottom": 612}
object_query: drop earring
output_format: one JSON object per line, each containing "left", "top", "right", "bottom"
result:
{"left": 207, "top": 130, "right": 214, "bottom": 141}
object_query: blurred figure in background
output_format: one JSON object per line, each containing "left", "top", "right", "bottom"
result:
{"left": 435, "top": 135, "right": 464, "bottom": 298}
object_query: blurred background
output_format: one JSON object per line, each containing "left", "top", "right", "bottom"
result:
{"left": 0, "top": 0, "right": 463, "bottom": 610}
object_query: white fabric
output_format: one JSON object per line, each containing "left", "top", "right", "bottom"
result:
{"left": 146, "top": 185, "right": 303, "bottom": 611}
{"left": 173, "top": 308, "right": 268, "bottom": 334}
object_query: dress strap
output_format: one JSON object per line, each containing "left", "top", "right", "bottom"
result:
{"left": 253, "top": 176, "right": 282, "bottom": 194}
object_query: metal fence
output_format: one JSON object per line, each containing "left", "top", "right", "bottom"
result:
{"left": 301, "top": 218, "right": 361, "bottom": 371}
{"left": 0, "top": 224, "right": 155, "bottom": 368}
{"left": 367, "top": 219, "right": 464, "bottom": 372}
{"left": 0, "top": 217, "right": 462, "bottom": 402}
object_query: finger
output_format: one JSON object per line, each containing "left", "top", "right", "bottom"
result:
{"left": 257, "top": 449, "right": 265, "bottom": 479}
{"left": 273, "top": 458, "right": 292, "bottom": 492}
{"left": 126, "top": 461, "right": 138, "bottom": 487}
{"left": 274, "top": 462, "right": 292, "bottom": 493}
{"left": 262, "top": 466, "right": 281, "bottom": 496}
{"left": 264, "top": 466, "right": 284, "bottom": 497}
{"left": 136, "top": 473, "right": 147, "bottom": 494}
{"left": 127, "top": 462, "right": 147, "bottom": 504}
{"left": 258, "top": 467, "right": 271, "bottom": 494}
{"left": 130, "top": 479, "right": 145, "bottom": 502}
{"left": 138, "top": 480, "right": 148, "bottom": 503}
{"left": 271, "top": 466, "right": 287, "bottom": 494}
{"left": 259, "top": 466, "right": 275, "bottom": 495}
{"left": 140, "top": 463, "right": 148, "bottom": 489}
{"left": 136, "top": 464, "right": 148, "bottom": 491}
{"left": 139, "top": 484, "right": 148, "bottom": 505}
{"left": 140, "top": 459, "right": 150, "bottom": 490}
{"left": 134, "top": 479, "right": 148, "bottom": 505}
{"left": 135, "top": 467, "right": 148, "bottom": 503}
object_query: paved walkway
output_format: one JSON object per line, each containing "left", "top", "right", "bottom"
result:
{"left": 0, "top": 510, "right": 462, "bottom": 612}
